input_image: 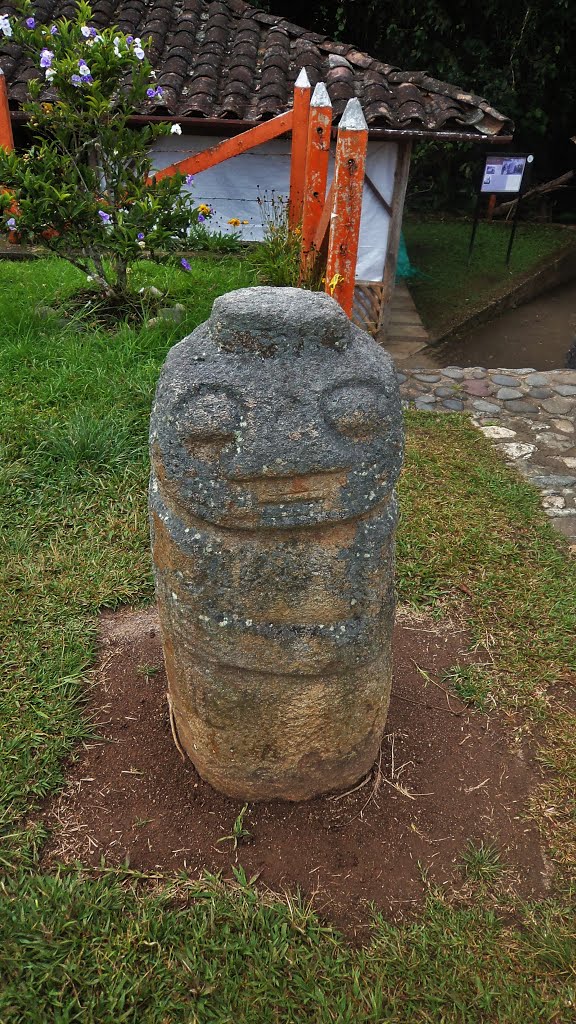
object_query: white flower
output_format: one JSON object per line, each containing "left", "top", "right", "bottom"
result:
{"left": 86, "top": 275, "right": 94, "bottom": 282}
{"left": 170, "top": 123, "right": 182, "bottom": 135}
{"left": 45, "top": 68, "right": 56, "bottom": 81}
{"left": 0, "top": 15, "right": 13, "bottom": 37}
{"left": 134, "top": 46, "right": 145, "bottom": 60}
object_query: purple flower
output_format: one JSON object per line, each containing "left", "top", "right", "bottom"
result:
{"left": 6, "top": 217, "right": 16, "bottom": 230}
{"left": 146, "top": 87, "right": 156, "bottom": 98}
{"left": 180, "top": 258, "right": 191, "bottom": 271}
{"left": 185, "top": 174, "right": 194, "bottom": 185}
{"left": 40, "top": 48, "right": 54, "bottom": 68}
{"left": 126, "top": 34, "right": 134, "bottom": 44}
{"left": 71, "top": 74, "right": 82, "bottom": 87}
{"left": 81, "top": 26, "right": 97, "bottom": 38}
{"left": 98, "top": 210, "right": 112, "bottom": 224}
{"left": 81, "top": 74, "right": 94, "bottom": 83}
{"left": 137, "top": 232, "right": 145, "bottom": 240}
{"left": 197, "top": 214, "right": 206, "bottom": 223}
{"left": 49, "top": 25, "right": 58, "bottom": 35}
{"left": 25, "top": 17, "right": 36, "bottom": 28}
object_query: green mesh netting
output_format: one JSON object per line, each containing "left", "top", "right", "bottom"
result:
{"left": 396, "top": 233, "right": 417, "bottom": 279}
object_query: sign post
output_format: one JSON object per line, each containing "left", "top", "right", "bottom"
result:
{"left": 468, "top": 153, "right": 533, "bottom": 266}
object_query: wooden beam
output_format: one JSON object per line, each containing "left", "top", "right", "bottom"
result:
{"left": 300, "top": 81, "right": 332, "bottom": 276}
{"left": 377, "top": 140, "right": 412, "bottom": 334}
{"left": 0, "top": 69, "right": 14, "bottom": 151}
{"left": 364, "top": 171, "right": 392, "bottom": 217}
{"left": 325, "top": 98, "right": 368, "bottom": 318}
{"left": 288, "top": 68, "right": 311, "bottom": 230}
{"left": 312, "top": 180, "right": 334, "bottom": 254}
{"left": 149, "top": 108, "right": 293, "bottom": 183}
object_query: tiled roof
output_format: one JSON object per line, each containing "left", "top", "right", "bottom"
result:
{"left": 0, "top": 0, "right": 513, "bottom": 136}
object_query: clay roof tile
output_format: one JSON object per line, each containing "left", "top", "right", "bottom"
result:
{"left": 0, "top": 0, "right": 513, "bottom": 136}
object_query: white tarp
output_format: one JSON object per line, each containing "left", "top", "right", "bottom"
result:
{"left": 150, "top": 135, "right": 397, "bottom": 282}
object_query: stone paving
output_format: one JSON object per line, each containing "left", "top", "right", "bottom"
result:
{"left": 397, "top": 367, "right": 576, "bottom": 543}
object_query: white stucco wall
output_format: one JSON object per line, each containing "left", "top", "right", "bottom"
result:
{"left": 150, "top": 134, "right": 398, "bottom": 282}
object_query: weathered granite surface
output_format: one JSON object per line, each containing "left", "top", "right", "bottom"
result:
{"left": 150, "top": 288, "right": 404, "bottom": 800}
{"left": 398, "top": 366, "right": 576, "bottom": 541}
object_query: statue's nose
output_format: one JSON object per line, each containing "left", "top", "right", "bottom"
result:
{"left": 221, "top": 408, "right": 338, "bottom": 481}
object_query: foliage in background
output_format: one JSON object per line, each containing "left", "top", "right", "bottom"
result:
{"left": 263, "top": 0, "right": 576, "bottom": 213}
{"left": 0, "top": 1, "right": 206, "bottom": 301}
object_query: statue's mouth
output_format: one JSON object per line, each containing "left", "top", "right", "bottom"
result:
{"left": 226, "top": 469, "right": 349, "bottom": 506}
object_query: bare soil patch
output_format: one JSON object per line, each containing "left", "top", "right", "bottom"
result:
{"left": 41, "top": 606, "right": 549, "bottom": 937}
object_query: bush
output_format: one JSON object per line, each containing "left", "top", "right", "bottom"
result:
{"left": 0, "top": 1, "right": 208, "bottom": 302}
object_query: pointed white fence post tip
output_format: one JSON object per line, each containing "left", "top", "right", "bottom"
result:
{"left": 311, "top": 81, "right": 331, "bottom": 107}
{"left": 340, "top": 97, "right": 368, "bottom": 131}
{"left": 295, "top": 68, "right": 311, "bottom": 89}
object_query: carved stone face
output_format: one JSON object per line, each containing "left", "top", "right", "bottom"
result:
{"left": 150, "top": 288, "right": 403, "bottom": 529}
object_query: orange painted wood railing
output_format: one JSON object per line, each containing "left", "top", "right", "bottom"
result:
{"left": 324, "top": 97, "right": 368, "bottom": 317}
{"left": 0, "top": 69, "right": 14, "bottom": 151}
{"left": 0, "top": 68, "right": 18, "bottom": 243}
{"left": 300, "top": 81, "right": 331, "bottom": 277}
{"left": 149, "top": 108, "right": 293, "bottom": 184}
{"left": 287, "top": 68, "right": 311, "bottom": 231}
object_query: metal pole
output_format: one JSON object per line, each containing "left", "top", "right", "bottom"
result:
{"left": 505, "top": 193, "right": 522, "bottom": 266}
{"left": 468, "top": 192, "right": 482, "bottom": 264}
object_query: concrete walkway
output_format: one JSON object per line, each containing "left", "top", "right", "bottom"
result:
{"left": 397, "top": 366, "right": 576, "bottom": 543}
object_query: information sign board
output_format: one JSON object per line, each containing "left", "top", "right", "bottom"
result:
{"left": 481, "top": 155, "right": 527, "bottom": 194}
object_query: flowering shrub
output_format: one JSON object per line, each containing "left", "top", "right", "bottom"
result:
{"left": 250, "top": 190, "right": 323, "bottom": 290}
{"left": 0, "top": 1, "right": 208, "bottom": 301}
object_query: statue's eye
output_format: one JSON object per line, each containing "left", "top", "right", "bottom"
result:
{"left": 180, "top": 389, "right": 243, "bottom": 442}
{"left": 322, "top": 383, "right": 388, "bottom": 442}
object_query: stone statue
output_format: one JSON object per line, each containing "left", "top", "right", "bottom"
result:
{"left": 149, "top": 287, "right": 404, "bottom": 800}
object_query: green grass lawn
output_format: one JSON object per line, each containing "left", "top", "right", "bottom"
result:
{"left": 0, "top": 257, "right": 575, "bottom": 1022}
{"left": 403, "top": 219, "right": 575, "bottom": 337}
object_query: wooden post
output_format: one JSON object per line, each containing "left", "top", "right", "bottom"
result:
{"left": 487, "top": 192, "right": 497, "bottom": 222}
{"left": 325, "top": 97, "right": 368, "bottom": 318}
{"left": 300, "top": 81, "right": 332, "bottom": 276}
{"left": 288, "top": 68, "right": 311, "bottom": 231}
{"left": 0, "top": 68, "right": 14, "bottom": 151}
{"left": 150, "top": 109, "right": 293, "bottom": 183}
{"left": 377, "top": 140, "right": 412, "bottom": 334}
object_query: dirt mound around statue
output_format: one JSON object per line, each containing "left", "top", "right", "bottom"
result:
{"left": 39, "top": 606, "right": 549, "bottom": 939}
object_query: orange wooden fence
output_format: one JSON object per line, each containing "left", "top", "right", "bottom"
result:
{"left": 300, "top": 81, "right": 331, "bottom": 278}
{"left": 155, "top": 73, "right": 369, "bottom": 319}
{"left": 324, "top": 97, "right": 368, "bottom": 317}
{"left": 0, "top": 69, "right": 13, "bottom": 151}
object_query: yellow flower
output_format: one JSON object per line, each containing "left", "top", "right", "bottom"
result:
{"left": 327, "top": 273, "right": 345, "bottom": 295}
{"left": 198, "top": 203, "right": 211, "bottom": 216}
{"left": 227, "top": 217, "right": 241, "bottom": 227}
{"left": 241, "top": 220, "right": 249, "bottom": 225}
